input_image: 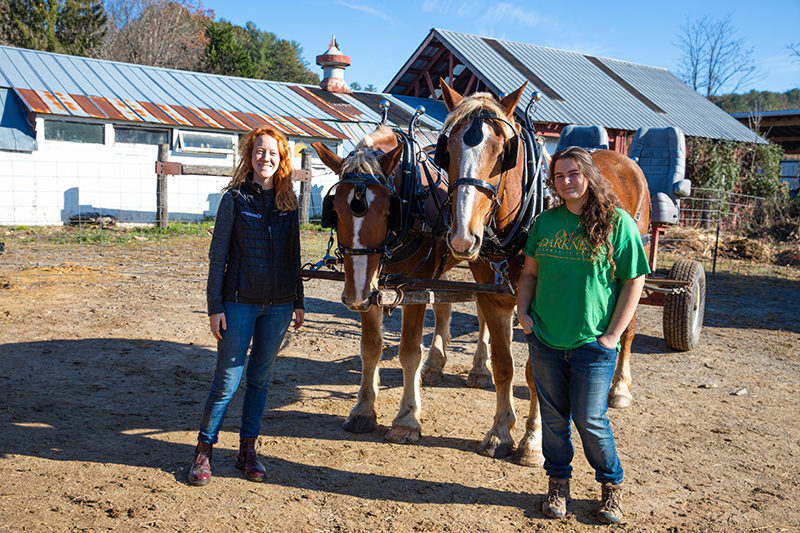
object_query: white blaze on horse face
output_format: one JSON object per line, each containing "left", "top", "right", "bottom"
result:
{"left": 347, "top": 188, "right": 377, "bottom": 305}
{"left": 451, "top": 123, "right": 491, "bottom": 252}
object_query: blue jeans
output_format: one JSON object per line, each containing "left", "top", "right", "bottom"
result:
{"left": 527, "top": 332, "right": 623, "bottom": 484}
{"left": 198, "top": 301, "right": 293, "bottom": 444}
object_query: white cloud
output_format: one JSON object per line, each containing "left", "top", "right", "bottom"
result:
{"left": 335, "top": 1, "right": 392, "bottom": 22}
{"left": 420, "top": 0, "right": 484, "bottom": 18}
{"left": 479, "top": 3, "right": 545, "bottom": 27}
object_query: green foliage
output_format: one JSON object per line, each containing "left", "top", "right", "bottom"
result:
{"left": 300, "top": 222, "right": 323, "bottom": 232}
{"left": 204, "top": 20, "right": 256, "bottom": 77}
{"left": 710, "top": 89, "right": 800, "bottom": 113}
{"left": 0, "top": 0, "right": 106, "bottom": 55}
{"left": 686, "top": 137, "right": 784, "bottom": 199}
{"left": 203, "top": 19, "right": 319, "bottom": 84}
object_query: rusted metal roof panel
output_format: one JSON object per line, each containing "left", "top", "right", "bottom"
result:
{"left": 139, "top": 101, "right": 179, "bottom": 125}
{"left": 72, "top": 94, "right": 108, "bottom": 118}
{"left": 16, "top": 88, "right": 50, "bottom": 113}
{"left": 90, "top": 96, "right": 126, "bottom": 120}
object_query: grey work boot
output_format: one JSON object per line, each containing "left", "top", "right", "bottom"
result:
{"left": 597, "top": 482, "right": 624, "bottom": 524}
{"left": 541, "top": 477, "right": 571, "bottom": 519}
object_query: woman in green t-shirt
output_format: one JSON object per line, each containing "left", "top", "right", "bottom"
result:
{"left": 517, "top": 146, "right": 649, "bottom": 524}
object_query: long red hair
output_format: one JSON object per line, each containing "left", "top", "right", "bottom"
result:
{"left": 227, "top": 126, "right": 297, "bottom": 211}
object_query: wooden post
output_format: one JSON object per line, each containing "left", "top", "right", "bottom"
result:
{"left": 156, "top": 143, "right": 169, "bottom": 229}
{"left": 299, "top": 148, "right": 312, "bottom": 225}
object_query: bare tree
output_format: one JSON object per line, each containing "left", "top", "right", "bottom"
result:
{"left": 790, "top": 42, "right": 800, "bottom": 63}
{"left": 676, "top": 13, "right": 759, "bottom": 97}
{"left": 98, "top": 0, "right": 211, "bottom": 70}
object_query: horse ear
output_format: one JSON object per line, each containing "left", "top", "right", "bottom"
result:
{"left": 499, "top": 82, "right": 528, "bottom": 118}
{"left": 439, "top": 78, "right": 463, "bottom": 111}
{"left": 311, "top": 142, "right": 343, "bottom": 174}
{"left": 378, "top": 143, "right": 405, "bottom": 178}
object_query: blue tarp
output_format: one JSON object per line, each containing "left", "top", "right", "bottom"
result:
{"left": 0, "top": 87, "right": 37, "bottom": 152}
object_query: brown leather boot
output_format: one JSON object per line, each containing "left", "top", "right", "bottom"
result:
{"left": 235, "top": 437, "right": 266, "bottom": 482}
{"left": 188, "top": 441, "right": 212, "bottom": 486}
{"left": 541, "top": 477, "right": 571, "bottom": 518}
{"left": 597, "top": 482, "right": 624, "bottom": 524}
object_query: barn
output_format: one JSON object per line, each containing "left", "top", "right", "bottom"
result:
{"left": 0, "top": 39, "right": 444, "bottom": 226}
{"left": 385, "top": 28, "right": 758, "bottom": 155}
{"left": 0, "top": 28, "right": 761, "bottom": 227}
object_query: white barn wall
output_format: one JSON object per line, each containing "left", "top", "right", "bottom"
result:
{"left": 1, "top": 121, "right": 233, "bottom": 226}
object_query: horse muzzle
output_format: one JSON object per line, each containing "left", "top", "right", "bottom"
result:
{"left": 446, "top": 229, "right": 482, "bottom": 261}
{"left": 341, "top": 291, "right": 376, "bottom": 312}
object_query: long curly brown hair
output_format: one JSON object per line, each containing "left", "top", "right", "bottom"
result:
{"left": 547, "top": 146, "right": 620, "bottom": 274}
{"left": 226, "top": 126, "right": 297, "bottom": 211}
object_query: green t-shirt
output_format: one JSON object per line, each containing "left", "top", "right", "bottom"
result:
{"left": 523, "top": 205, "right": 651, "bottom": 350}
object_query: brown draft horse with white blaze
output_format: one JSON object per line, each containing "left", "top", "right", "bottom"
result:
{"left": 312, "top": 127, "right": 467, "bottom": 443}
{"left": 441, "top": 79, "right": 651, "bottom": 417}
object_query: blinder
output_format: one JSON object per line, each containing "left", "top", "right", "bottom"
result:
{"left": 433, "top": 110, "right": 519, "bottom": 174}
{"left": 321, "top": 193, "right": 337, "bottom": 228}
{"left": 319, "top": 173, "right": 403, "bottom": 234}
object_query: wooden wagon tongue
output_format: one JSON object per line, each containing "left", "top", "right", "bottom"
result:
{"left": 300, "top": 267, "right": 510, "bottom": 308}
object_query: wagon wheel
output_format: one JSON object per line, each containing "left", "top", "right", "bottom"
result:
{"left": 663, "top": 259, "right": 706, "bottom": 351}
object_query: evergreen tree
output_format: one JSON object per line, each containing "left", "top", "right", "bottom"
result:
{"left": 201, "top": 19, "right": 319, "bottom": 84}
{"left": 204, "top": 20, "right": 255, "bottom": 77}
{"left": 0, "top": 0, "right": 106, "bottom": 56}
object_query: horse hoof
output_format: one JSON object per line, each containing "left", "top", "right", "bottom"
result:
{"left": 608, "top": 393, "right": 632, "bottom": 409}
{"left": 466, "top": 372, "right": 493, "bottom": 389}
{"left": 385, "top": 425, "right": 420, "bottom": 444}
{"left": 420, "top": 368, "right": 443, "bottom": 386}
{"left": 512, "top": 447, "right": 544, "bottom": 467}
{"left": 342, "top": 415, "right": 377, "bottom": 433}
{"left": 479, "top": 441, "right": 513, "bottom": 459}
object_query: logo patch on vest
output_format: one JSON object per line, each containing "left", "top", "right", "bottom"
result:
{"left": 242, "top": 211, "right": 261, "bottom": 218}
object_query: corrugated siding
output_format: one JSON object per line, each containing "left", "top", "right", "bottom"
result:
{"left": 428, "top": 29, "right": 757, "bottom": 142}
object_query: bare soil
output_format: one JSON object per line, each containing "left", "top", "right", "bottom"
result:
{"left": 1, "top": 244, "right": 800, "bottom": 532}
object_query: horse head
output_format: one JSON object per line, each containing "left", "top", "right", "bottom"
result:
{"left": 312, "top": 127, "right": 404, "bottom": 311}
{"left": 438, "top": 79, "right": 528, "bottom": 261}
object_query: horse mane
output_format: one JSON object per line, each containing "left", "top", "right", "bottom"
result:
{"left": 341, "top": 126, "right": 396, "bottom": 178}
{"left": 442, "top": 92, "right": 515, "bottom": 140}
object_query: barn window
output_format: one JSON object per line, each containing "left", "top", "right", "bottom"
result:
{"left": 115, "top": 127, "right": 169, "bottom": 145}
{"left": 44, "top": 120, "right": 104, "bottom": 144}
{"left": 175, "top": 130, "right": 234, "bottom": 154}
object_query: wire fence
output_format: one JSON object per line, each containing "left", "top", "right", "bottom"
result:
{"left": 656, "top": 188, "right": 799, "bottom": 276}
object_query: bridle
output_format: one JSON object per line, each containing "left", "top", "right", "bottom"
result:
{"left": 324, "top": 171, "right": 400, "bottom": 257}
{"left": 442, "top": 107, "right": 547, "bottom": 258}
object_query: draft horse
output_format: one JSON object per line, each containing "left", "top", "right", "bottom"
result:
{"left": 440, "top": 80, "right": 651, "bottom": 425}
{"left": 312, "top": 126, "right": 463, "bottom": 443}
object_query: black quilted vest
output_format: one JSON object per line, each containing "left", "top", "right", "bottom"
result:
{"left": 222, "top": 179, "right": 301, "bottom": 306}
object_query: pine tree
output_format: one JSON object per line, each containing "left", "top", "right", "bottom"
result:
{"left": 0, "top": 0, "right": 106, "bottom": 56}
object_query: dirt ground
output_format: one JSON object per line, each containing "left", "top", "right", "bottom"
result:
{"left": 1, "top": 244, "right": 800, "bottom": 532}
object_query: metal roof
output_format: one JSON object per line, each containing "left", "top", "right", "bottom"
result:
{"left": 385, "top": 29, "right": 759, "bottom": 143}
{"left": 0, "top": 45, "right": 444, "bottom": 143}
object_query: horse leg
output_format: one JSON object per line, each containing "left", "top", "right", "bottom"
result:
{"left": 421, "top": 302, "right": 451, "bottom": 386}
{"left": 342, "top": 307, "right": 383, "bottom": 433}
{"left": 477, "top": 295, "right": 517, "bottom": 458}
{"left": 609, "top": 312, "right": 636, "bottom": 409}
{"left": 386, "top": 304, "right": 426, "bottom": 444}
{"left": 512, "top": 358, "right": 543, "bottom": 466}
{"left": 466, "top": 305, "right": 493, "bottom": 388}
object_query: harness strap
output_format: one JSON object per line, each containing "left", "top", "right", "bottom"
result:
{"left": 452, "top": 176, "right": 499, "bottom": 197}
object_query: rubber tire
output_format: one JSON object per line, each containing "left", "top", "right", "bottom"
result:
{"left": 663, "top": 259, "right": 706, "bottom": 351}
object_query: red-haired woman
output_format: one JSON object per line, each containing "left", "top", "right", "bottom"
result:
{"left": 188, "top": 127, "right": 305, "bottom": 486}
{"left": 517, "top": 147, "right": 649, "bottom": 523}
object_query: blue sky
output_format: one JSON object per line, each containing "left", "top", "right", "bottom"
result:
{"left": 202, "top": 0, "right": 800, "bottom": 94}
